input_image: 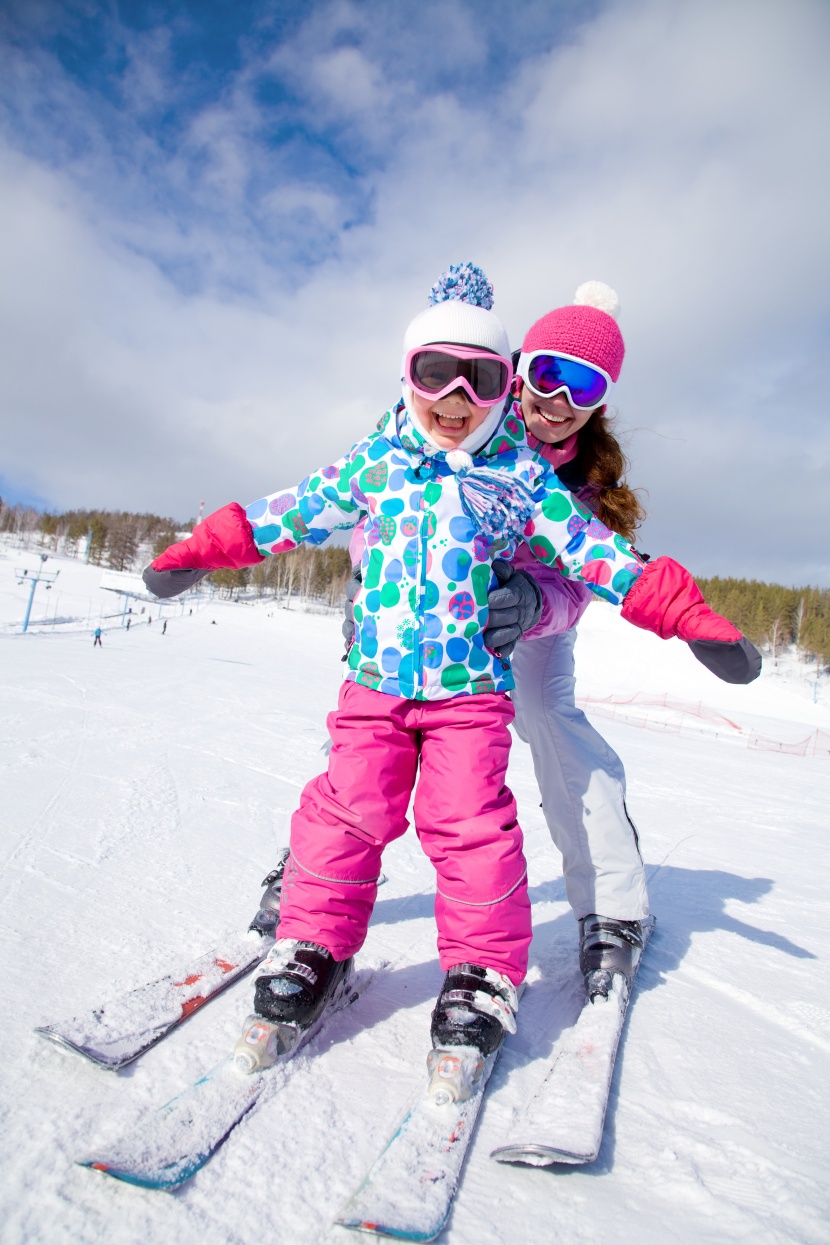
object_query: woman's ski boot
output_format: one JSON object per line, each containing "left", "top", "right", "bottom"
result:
{"left": 579, "top": 915, "right": 644, "bottom": 1001}
{"left": 248, "top": 849, "right": 290, "bottom": 938}
{"left": 427, "top": 964, "right": 519, "bottom": 1104}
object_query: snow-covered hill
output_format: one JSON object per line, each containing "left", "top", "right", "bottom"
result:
{"left": 1, "top": 551, "right": 829, "bottom": 1245}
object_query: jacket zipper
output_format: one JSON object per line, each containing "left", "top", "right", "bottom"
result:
{"left": 413, "top": 463, "right": 433, "bottom": 694}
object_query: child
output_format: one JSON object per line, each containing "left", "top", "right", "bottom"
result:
{"left": 146, "top": 265, "right": 758, "bottom": 1070}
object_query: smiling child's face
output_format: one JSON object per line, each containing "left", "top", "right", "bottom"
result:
{"left": 409, "top": 386, "right": 497, "bottom": 450}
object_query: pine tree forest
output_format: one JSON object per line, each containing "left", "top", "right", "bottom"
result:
{"left": 695, "top": 576, "right": 830, "bottom": 670}
{"left": 1, "top": 498, "right": 827, "bottom": 668}
{"left": 0, "top": 500, "right": 352, "bottom": 613}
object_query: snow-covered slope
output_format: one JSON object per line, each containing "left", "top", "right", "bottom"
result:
{"left": 1, "top": 551, "right": 828, "bottom": 1245}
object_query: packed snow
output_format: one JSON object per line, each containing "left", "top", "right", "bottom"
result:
{"left": 1, "top": 544, "right": 829, "bottom": 1245}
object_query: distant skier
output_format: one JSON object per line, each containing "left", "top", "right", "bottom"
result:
{"left": 93, "top": 627, "right": 102, "bottom": 648}
{"left": 162, "top": 619, "right": 168, "bottom": 635}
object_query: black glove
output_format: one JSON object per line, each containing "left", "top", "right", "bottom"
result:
{"left": 687, "top": 637, "right": 762, "bottom": 684}
{"left": 342, "top": 567, "right": 362, "bottom": 651}
{"left": 142, "top": 566, "right": 210, "bottom": 600}
{"left": 482, "top": 558, "right": 544, "bottom": 659}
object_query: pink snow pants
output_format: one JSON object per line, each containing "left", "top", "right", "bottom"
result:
{"left": 277, "top": 681, "right": 531, "bottom": 985}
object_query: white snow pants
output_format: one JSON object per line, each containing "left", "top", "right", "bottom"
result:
{"left": 511, "top": 628, "right": 649, "bottom": 922}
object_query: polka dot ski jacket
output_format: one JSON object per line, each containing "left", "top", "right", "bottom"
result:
{"left": 245, "top": 400, "right": 644, "bottom": 701}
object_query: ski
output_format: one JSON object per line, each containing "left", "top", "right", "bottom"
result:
{"left": 34, "top": 934, "right": 270, "bottom": 1071}
{"left": 335, "top": 1041, "right": 508, "bottom": 1241}
{"left": 490, "top": 915, "right": 654, "bottom": 1167}
{"left": 34, "top": 856, "right": 289, "bottom": 1071}
{"left": 78, "top": 964, "right": 372, "bottom": 1189}
{"left": 35, "top": 854, "right": 386, "bottom": 1072}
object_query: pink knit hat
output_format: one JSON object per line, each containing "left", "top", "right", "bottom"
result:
{"left": 521, "top": 282, "right": 625, "bottom": 382}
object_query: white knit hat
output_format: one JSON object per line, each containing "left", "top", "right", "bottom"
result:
{"left": 401, "top": 263, "right": 512, "bottom": 454}
{"left": 403, "top": 299, "right": 510, "bottom": 359}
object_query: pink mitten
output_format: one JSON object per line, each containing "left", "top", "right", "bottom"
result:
{"left": 152, "top": 503, "right": 263, "bottom": 572}
{"left": 621, "top": 556, "right": 760, "bottom": 684}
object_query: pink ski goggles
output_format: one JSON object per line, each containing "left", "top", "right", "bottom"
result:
{"left": 405, "top": 344, "right": 513, "bottom": 408}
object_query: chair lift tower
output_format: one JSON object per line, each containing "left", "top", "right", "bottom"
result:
{"left": 16, "top": 555, "right": 60, "bottom": 633}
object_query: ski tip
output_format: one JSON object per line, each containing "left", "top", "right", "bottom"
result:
{"left": 489, "top": 1142, "right": 596, "bottom": 1167}
{"left": 333, "top": 1218, "right": 378, "bottom": 1238}
{"left": 77, "top": 1156, "right": 189, "bottom": 1190}
{"left": 33, "top": 1026, "right": 72, "bottom": 1052}
{"left": 334, "top": 1214, "right": 444, "bottom": 1241}
{"left": 77, "top": 1159, "right": 125, "bottom": 1181}
{"left": 34, "top": 1026, "right": 81, "bottom": 1052}
{"left": 33, "top": 1028, "right": 129, "bottom": 1071}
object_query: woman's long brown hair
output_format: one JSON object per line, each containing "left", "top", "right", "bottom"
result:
{"left": 571, "top": 407, "right": 646, "bottom": 543}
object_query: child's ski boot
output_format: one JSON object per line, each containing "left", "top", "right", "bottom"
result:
{"left": 232, "top": 938, "right": 354, "bottom": 1074}
{"left": 427, "top": 964, "right": 519, "bottom": 1104}
{"left": 579, "top": 914, "right": 644, "bottom": 1001}
{"left": 253, "top": 938, "right": 354, "bottom": 1027}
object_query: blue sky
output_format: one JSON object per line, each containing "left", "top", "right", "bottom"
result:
{"left": 1, "top": 0, "right": 829, "bottom": 585}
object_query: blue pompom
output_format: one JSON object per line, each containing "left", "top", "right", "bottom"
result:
{"left": 428, "top": 262, "right": 494, "bottom": 310}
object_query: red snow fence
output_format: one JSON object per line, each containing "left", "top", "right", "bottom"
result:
{"left": 576, "top": 693, "right": 742, "bottom": 736}
{"left": 747, "top": 732, "right": 811, "bottom": 756}
{"left": 746, "top": 726, "right": 830, "bottom": 757}
{"left": 577, "top": 692, "right": 829, "bottom": 760}
{"left": 810, "top": 729, "right": 830, "bottom": 759}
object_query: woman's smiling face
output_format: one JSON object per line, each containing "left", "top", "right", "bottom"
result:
{"left": 519, "top": 384, "right": 596, "bottom": 445}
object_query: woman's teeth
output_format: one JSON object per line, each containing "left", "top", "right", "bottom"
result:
{"left": 536, "top": 406, "right": 567, "bottom": 424}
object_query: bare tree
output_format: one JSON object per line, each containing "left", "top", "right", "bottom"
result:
{"left": 768, "top": 616, "right": 785, "bottom": 666}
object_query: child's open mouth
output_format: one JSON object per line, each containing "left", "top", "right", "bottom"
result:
{"left": 434, "top": 413, "right": 468, "bottom": 431}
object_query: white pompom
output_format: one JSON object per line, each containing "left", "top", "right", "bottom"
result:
{"left": 573, "top": 281, "right": 620, "bottom": 320}
{"left": 445, "top": 449, "right": 474, "bottom": 473}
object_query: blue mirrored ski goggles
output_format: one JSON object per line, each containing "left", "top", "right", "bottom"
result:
{"left": 517, "top": 350, "right": 612, "bottom": 410}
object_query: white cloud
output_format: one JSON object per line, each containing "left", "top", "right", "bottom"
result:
{"left": 0, "top": 0, "right": 828, "bottom": 585}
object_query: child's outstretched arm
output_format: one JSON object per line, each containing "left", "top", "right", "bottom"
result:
{"left": 525, "top": 478, "right": 761, "bottom": 684}
{"left": 144, "top": 443, "right": 370, "bottom": 598}
{"left": 244, "top": 452, "right": 365, "bottom": 556}
{"left": 618, "top": 556, "right": 761, "bottom": 683}
{"left": 143, "top": 502, "right": 263, "bottom": 598}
